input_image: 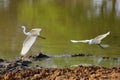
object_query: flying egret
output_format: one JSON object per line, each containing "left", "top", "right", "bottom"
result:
{"left": 71, "top": 31, "right": 110, "bottom": 48}
{"left": 21, "top": 26, "right": 43, "bottom": 56}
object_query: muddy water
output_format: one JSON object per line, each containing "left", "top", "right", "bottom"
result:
{"left": 0, "top": 0, "right": 120, "bottom": 67}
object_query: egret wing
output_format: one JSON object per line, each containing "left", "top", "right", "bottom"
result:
{"left": 71, "top": 40, "right": 90, "bottom": 43}
{"left": 94, "top": 32, "right": 110, "bottom": 41}
{"left": 21, "top": 36, "right": 37, "bottom": 56}
{"left": 30, "top": 28, "right": 41, "bottom": 36}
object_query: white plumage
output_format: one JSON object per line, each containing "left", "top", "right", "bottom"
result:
{"left": 71, "top": 31, "right": 110, "bottom": 48}
{"left": 21, "top": 26, "right": 42, "bottom": 56}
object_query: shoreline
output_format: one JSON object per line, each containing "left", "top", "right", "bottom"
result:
{"left": 0, "top": 53, "right": 120, "bottom": 80}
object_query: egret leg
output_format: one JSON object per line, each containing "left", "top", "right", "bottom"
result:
{"left": 98, "top": 44, "right": 105, "bottom": 49}
{"left": 38, "top": 36, "right": 46, "bottom": 39}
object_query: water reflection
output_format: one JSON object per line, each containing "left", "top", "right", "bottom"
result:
{"left": 32, "top": 56, "right": 120, "bottom": 68}
{"left": 115, "top": 0, "right": 120, "bottom": 17}
{"left": 0, "top": 0, "right": 119, "bottom": 67}
{"left": 93, "top": 0, "right": 103, "bottom": 16}
{"left": 93, "top": 0, "right": 120, "bottom": 17}
{"left": 0, "top": 0, "right": 9, "bottom": 10}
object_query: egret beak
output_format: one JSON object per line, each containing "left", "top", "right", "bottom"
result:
{"left": 38, "top": 36, "right": 46, "bottom": 39}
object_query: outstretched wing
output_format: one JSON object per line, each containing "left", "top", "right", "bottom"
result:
{"left": 70, "top": 40, "right": 90, "bottom": 43}
{"left": 21, "top": 36, "right": 37, "bottom": 56}
{"left": 94, "top": 32, "right": 110, "bottom": 41}
{"left": 30, "top": 28, "right": 41, "bottom": 36}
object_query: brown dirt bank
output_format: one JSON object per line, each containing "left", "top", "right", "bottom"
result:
{"left": 0, "top": 65, "right": 120, "bottom": 80}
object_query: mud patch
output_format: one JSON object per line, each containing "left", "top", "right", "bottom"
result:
{"left": 0, "top": 65, "right": 120, "bottom": 80}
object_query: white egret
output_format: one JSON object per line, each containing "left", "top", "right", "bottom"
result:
{"left": 71, "top": 31, "right": 110, "bottom": 48}
{"left": 20, "top": 26, "right": 42, "bottom": 56}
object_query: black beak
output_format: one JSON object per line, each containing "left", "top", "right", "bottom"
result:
{"left": 38, "top": 36, "right": 46, "bottom": 39}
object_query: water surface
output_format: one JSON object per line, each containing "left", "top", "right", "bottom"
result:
{"left": 0, "top": 0, "right": 120, "bottom": 67}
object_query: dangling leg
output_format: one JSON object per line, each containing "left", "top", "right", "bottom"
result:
{"left": 98, "top": 44, "right": 105, "bottom": 49}
{"left": 38, "top": 36, "right": 46, "bottom": 39}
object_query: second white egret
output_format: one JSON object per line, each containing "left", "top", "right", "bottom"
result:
{"left": 71, "top": 31, "right": 110, "bottom": 48}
